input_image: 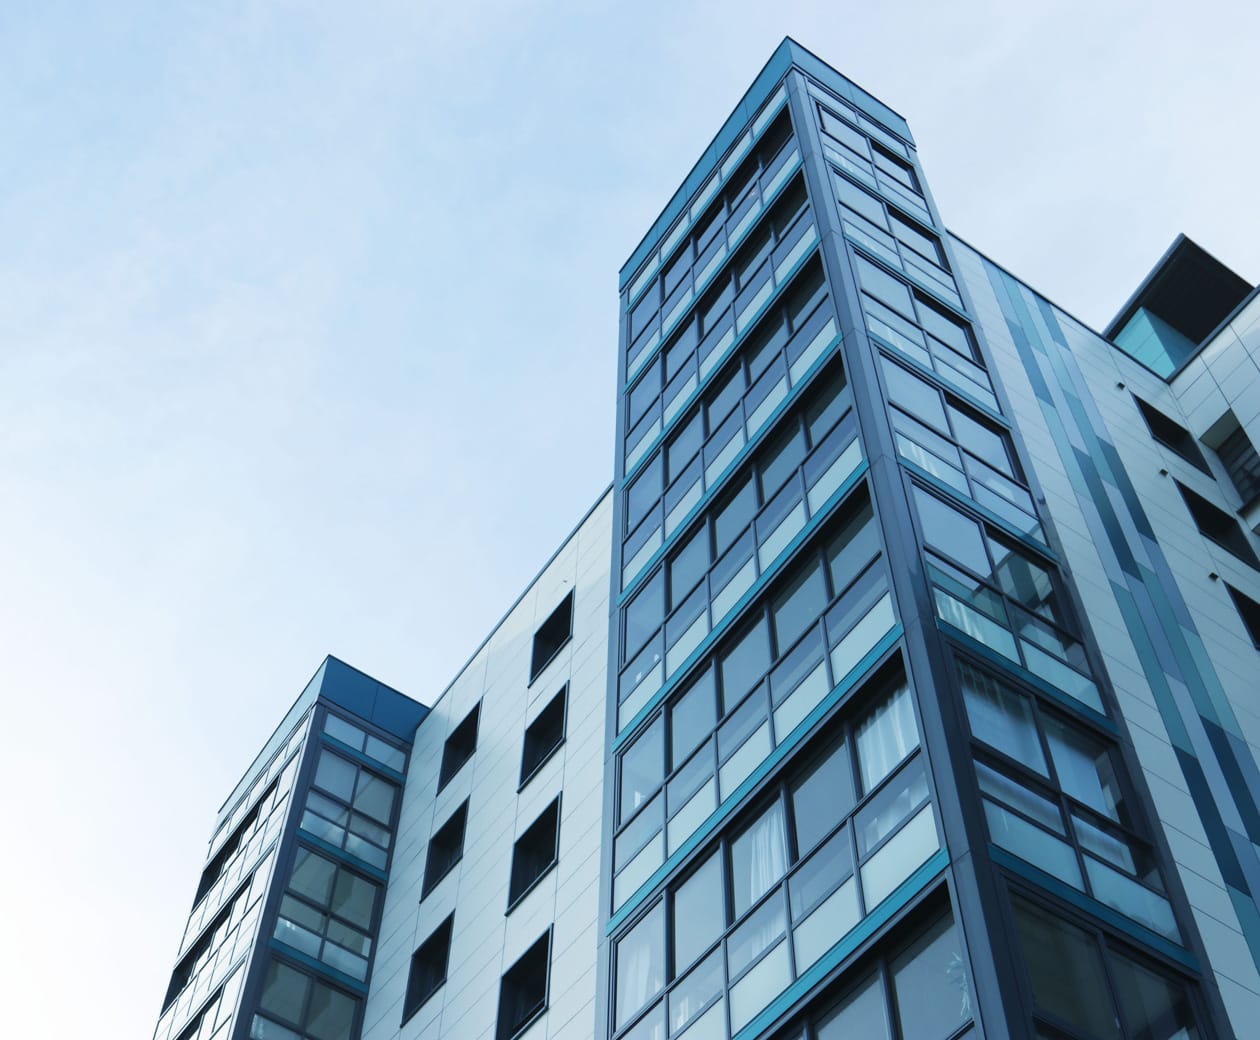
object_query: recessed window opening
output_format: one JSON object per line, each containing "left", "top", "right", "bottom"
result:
{"left": 402, "top": 914, "right": 454, "bottom": 1023}
{"left": 497, "top": 930, "right": 552, "bottom": 1040}
{"left": 531, "top": 592, "right": 574, "bottom": 681}
{"left": 422, "top": 801, "right": 469, "bottom": 898}
{"left": 439, "top": 704, "right": 481, "bottom": 791}
{"left": 520, "top": 687, "right": 567, "bottom": 787}
{"left": 508, "top": 797, "right": 561, "bottom": 909}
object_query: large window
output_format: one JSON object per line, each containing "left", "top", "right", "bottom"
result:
{"left": 882, "top": 356, "right": 1041, "bottom": 540}
{"left": 1012, "top": 895, "right": 1202, "bottom": 1040}
{"left": 959, "top": 662, "right": 1180, "bottom": 942}
{"left": 613, "top": 674, "right": 942, "bottom": 1039}
{"left": 913, "top": 487, "right": 1102, "bottom": 714}
{"left": 254, "top": 958, "right": 358, "bottom": 1040}
{"left": 834, "top": 173, "right": 960, "bottom": 311}
{"left": 274, "top": 847, "right": 380, "bottom": 981}
{"left": 300, "top": 749, "right": 399, "bottom": 871}
{"left": 1132, "top": 396, "right": 1210, "bottom": 475}
{"left": 613, "top": 497, "right": 896, "bottom": 909}
{"left": 619, "top": 374, "right": 867, "bottom": 730}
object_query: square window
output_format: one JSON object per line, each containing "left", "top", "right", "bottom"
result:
{"left": 438, "top": 705, "right": 480, "bottom": 791}
{"left": 531, "top": 592, "right": 574, "bottom": 682}
{"left": 508, "top": 797, "right": 561, "bottom": 909}
{"left": 422, "top": 802, "right": 469, "bottom": 898}
{"left": 497, "top": 930, "right": 551, "bottom": 1040}
{"left": 520, "top": 687, "right": 567, "bottom": 788}
{"left": 402, "top": 914, "right": 454, "bottom": 1023}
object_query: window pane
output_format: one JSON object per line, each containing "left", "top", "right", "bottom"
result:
{"left": 673, "top": 853, "right": 724, "bottom": 973}
{"left": 815, "top": 974, "right": 890, "bottom": 1040}
{"left": 719, "top": 618, "right": 771, "bottom": 713}
{"left": 1111, "top": 951, "right": 1200, "bottom": 1040}
{"left": 314, "top": 752, "right": 357, "bottom": 803}
{"left": 760, "top": 424, "right": 806, "bottom": 498}
{"left": 715, "top": 478, "right": 757, "bottom": 556}
{"left": 671, "top": 670, "right": 716, "bottom": 767}
{"left": 259, "top": 961, "right": 309, "bottom": 1024}
{"left": 891, "top": 914, "right": 971, "bottom": 1039}
{"left": 331, "top": 872, "right": 377, "bottom": 931}
{"left": 352, "top": 774, "right": 395, "bottom": 825}
{"left": 1044, "top": 717, "right": 1126, "bottom": 824}
{"left": 670, "top": 527, "right": 709, "bottom": 609}
{"left": 772, "top": 559, "right": 827, "bottom": 653}
{"left": 791, "top": 741, "right": 854, "bottom": 854}
{"left": 914, "top": 490, "right": 989, "bottom": 578}
{"left": 1012, "top": 898, "right": 1120, "bottom": 1040}
{"left": 621, "top": 718, "right": 665, "bottom": 821}
{"left": 731, "top": 801, "right": 789, "bottom": 917}
{"left": 290, "top": 849, "right": 337, "bottom": 905}
{"left": 826, "top": 498, "right": 879, "bottom": 594}
{"left": 855, "top": 683, "right": 919, "bottom": 793}
{"left": 617, "top": 903, "right": 665, "bottom": 1028}
{"left": 959, "top": 664, "right": 1047, "bottom": 774}
{"left": 305, "top": 983, "right": 356, "bottom": 1040}
{"left": 626, "top": 571, "right": 665, "bottom": 661}
{"left": 882, "top": 359, "right": 947, "bottom": 432}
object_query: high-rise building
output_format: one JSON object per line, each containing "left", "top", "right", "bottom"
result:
{"left": 153, "top": 37, "right": 1260, "bottom": 1040}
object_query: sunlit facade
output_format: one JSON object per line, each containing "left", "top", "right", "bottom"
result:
{"left": 154, "top": 37, "right": 1260, "bottom": 1040}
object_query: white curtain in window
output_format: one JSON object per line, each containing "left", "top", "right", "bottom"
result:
{"left": 856, "top": 683, "right": 918, "bottom": 792}
{"left": 747, "top": 804, "right": 788, "bottom": 908}
{"left": 616, "top": 906, "right": 664, "bottom": 1028}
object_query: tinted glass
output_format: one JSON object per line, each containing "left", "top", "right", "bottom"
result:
{"left": 621, "top": 718, "right": 664, "bottom": 821}
{"left": 673, "top": 852, "right": 724, "bottom": 972}
{"left": 671, "top": 670, "right": 716, "bottom": 766}
{"left": 730, "top": 801, "right": 788, "bottom": 917}
{"left": 890, "top": 914, "right": 970, "bottom": 1040}
{"left": 772, "top": 559, "right": 827, "bottom": 652}
{"left": 791, "top": 740, "right": 854, "bottom": 854}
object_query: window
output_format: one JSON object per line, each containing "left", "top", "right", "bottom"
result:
{"left": 520, "top": 687, "right": 567, "bottom": 787}
{"left": 275, "top": 847, "right": 380, "bottom": 981}
{"left": 323, "top": 712, "right": 408, "bottom": 772}
{"left": 301, "top": 749, "right": 399, "bottom": 870}
{"left": 959, "top": 661, "right": 1180, "bottom": 941}
{"left": 439, "top": 704, "right": 480, "bottom": 790}
{"left": 913, "top": 486, "right": 1102, "bottom": 714}
{"left": 1132, "top": 396, "right": 1210, "bottom": 473}
{"left": 254, "top": 959, "right": 358, "bottom": 1040}
{"left": 509, "top": 797, "right": 561, "bottom": 909}
{"left": 1175, "top": 480, "right": 1260, "bottom": 567}
{"left": 422, "top": 801, "right": 469, "bottom": 898}
{"left": 1225, "top": 582, "right": 1260, "bottom": 647}
{"left": 402, "top": 914, "right": 454, "bottom": 1023}
{"left": 531, "top": 592, "right": 574, "bottom": 681}
{"left": 497, "top": 930, "right": 551, "bottom": 1040}
{"left": 1215, "top": 420, "right": 1260, "bottom": 509}
{"left": 1012, "top": 895, "right": 1202, "bottom": 1039}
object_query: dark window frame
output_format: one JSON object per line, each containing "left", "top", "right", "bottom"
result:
{"left": 496, "top": 929, "right": 553, "bottom": 1040}
{"left": 402, "top": 913, "right": 455, "bottom": 1024}
{"left": 1175, "top": 480, "right": 1260, "bottom": 568}
{"left": 519, "top": 686, "right": 568, "bottom": 790}
{"left": 530, "top": 592, "right": 575, "bottom": 683}
{"left": 1132, "top": 396, "right": 1211, "bottom": 474}
{"left": 1225, "top": 582, "right": 1260, "bottom": 648}
{"left": 422, "top": 800, "right": 469, "bottom": 899}
{"left": 507, "top": 796, "right": 562, "bottom": 912}
{"left": 438, "top": 704, "right": 481, "bottom": 791}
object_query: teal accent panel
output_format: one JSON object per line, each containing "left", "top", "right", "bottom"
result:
{"left": 606, "top": 624, "right": 903, "bottom": 936}
{"left": 1112, "top": 308, "right": 1197, "bottom": 378}
{"left": 733, "top": 849, "right": 950, "bottom": 1040}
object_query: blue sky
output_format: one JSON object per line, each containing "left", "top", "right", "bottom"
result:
{"left": 2, "top": 2, "right": 1257, "bottom": 1036}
